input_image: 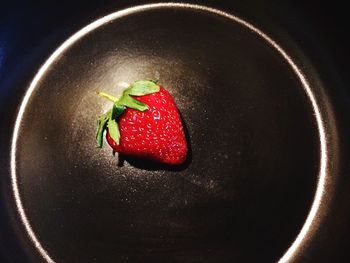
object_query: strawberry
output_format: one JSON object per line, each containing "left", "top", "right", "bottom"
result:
{"left": 96, "top": 80, "right": 188, "bottom": 165}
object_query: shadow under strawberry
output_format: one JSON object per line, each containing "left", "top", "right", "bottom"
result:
{"left": 117, "top": 114, "right": 192, "bottom": 172}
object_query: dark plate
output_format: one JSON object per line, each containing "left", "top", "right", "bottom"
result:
{"left": 1, "top": 2, "right": 348, "bottom": 263}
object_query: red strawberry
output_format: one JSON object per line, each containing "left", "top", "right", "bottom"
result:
{"left": 96, "top": 80, "right": 187, "bottom": 165}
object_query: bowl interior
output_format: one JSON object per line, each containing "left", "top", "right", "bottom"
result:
{"left": 14, "top": 6, "right": 319, "bottom": 263}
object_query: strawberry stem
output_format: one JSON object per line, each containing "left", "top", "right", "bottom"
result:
{"left": 97, "top": 92, "right": 118, "bottom": 102}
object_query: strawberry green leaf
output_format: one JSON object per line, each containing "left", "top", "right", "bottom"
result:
{"left": 96, "top": 114, "right": 109, "bottom": 148}
{"left": 113, "top": 102, "right": 126, "bottom": 118}
{"left": 107, "top": 118, "right": 120, "bottom": 144}
{"left": 125, "top": 80, "right": 160, "bottom": 96}
{"left": 118, "top": 94, "right": 148, "bottom": 111}
{"left": 110, "top": 105, "right": 116, "bottom": 119}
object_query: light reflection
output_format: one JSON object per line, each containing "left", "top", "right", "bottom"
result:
{"left": 118, "top": 81, "right": 130, "bottom": 88}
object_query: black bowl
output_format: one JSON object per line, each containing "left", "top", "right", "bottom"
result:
{"left": 1, "top": 3, "right": 343, "bottom": 263}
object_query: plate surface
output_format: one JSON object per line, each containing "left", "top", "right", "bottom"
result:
{"left": 11, "top": 4, "right": 325, "bottom": 263}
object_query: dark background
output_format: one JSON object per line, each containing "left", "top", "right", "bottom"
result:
{"left": 1, "top": 1, "right": 349, "bottom": 262}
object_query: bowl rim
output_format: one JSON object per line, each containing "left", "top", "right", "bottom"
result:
{"left": 10, "top": 3, "right": 329, "bottom": 263}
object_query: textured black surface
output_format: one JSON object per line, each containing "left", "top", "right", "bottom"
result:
{"left": 1, "top": 1, "right": 349, "bottom": 263}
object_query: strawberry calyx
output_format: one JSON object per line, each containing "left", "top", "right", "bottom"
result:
{"left": 96, "top": 80, "right": 160, "bottom": 148}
